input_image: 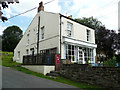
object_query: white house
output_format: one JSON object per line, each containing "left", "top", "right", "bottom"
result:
{"left": 13, "top": 2, "right": 97, "bottom": 64}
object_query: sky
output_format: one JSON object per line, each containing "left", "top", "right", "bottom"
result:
{"left": 0, "top": 0, "right": 119, "bottom": 35}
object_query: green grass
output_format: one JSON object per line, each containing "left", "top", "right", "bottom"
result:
{"left": 1, "top": 51, "right": 21, "bottom": 67}
{"left": 1, "top": 51, "right": 106, "bottom": 89}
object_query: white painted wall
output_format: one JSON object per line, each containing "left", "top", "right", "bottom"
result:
{"left": 38, "top": 11, "right": 60, "bottom": 51}
{"left": 13, "top": 10, "right": 97, "bottom": 64}
{"left": 22, "top": 65, "right": 55, "bottom": 75}
{"left": 13, "top": 11, "right": 60, "bottom": 63}
{"left": 61, "top": 17, "right": 95, "bottom": 43}
{"left": 60, "top": 16, "right": 96, "bottom": 62}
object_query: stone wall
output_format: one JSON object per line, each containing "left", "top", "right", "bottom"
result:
{"left": 59, "top": 64, "right": 120, "bottom": 88}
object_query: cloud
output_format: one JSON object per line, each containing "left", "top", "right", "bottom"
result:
{"left": 1, "top": 0, "right": 119, "bottom": 33}
{"left": 7, "top": 0, "right": 61, "bottom": 18}
{"left": 58, "top": 0, "right": 118, "bottom": 31}
{"left": 70, "top": 0, "right": 119, "bottom": 31}
{"left": 0, "top": 25, "right": 6, "bottom": 35}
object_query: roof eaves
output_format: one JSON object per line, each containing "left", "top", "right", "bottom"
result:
{"left": 59, "top": 13, "right": 95, "bottom": 30}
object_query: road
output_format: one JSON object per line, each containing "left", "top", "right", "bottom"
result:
{"left": 2, "top": 66, "right": 76, "bottom": 88}
{"left": 0, "top": 66, "right": 2, "bottom": 90}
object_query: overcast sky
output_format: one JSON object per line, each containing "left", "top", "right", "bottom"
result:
{"left": 0, "top": 0, "right": 119, "bottom": 35}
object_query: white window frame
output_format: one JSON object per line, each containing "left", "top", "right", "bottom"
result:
{"left": 26, "top": 49, "right": 29, "bottom": 55}
{"left": 84, "top": 48, "right": 94, "bottom": 63}
{"left": 41, "top": 26, "right": 44, "bottom": 40}
{"left": 65, "top": 44, "right": 76, "bottom": 62}
{"left": 18, "top": 51, "right": 20, "bottom": 59}
{"left": 67, "top": 22, "right": 73, "bottom": 37}
{"left": 36, "top": 32, "right": 38, "bottom": 38}
{"left": 27, "top": 34, "right": 29, "bottom": 44}
{"left": 87, "top": 29, "right": 90, "bottom": 41}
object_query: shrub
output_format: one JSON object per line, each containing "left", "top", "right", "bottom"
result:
{"left": 103, "top": 56, "right": 117, "bottom": 66}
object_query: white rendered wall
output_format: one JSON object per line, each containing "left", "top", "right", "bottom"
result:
{"left": 22, "top": 65, "right": 55, "bottom": 75}
{"left": 61, "top": 17, "right": 95, "bottom": 44}
{"left": 13, "top": 11, "right": 60, "bottom": 63}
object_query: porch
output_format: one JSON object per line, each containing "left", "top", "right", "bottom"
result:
{"left": 61, "top": 36, "right": 97, "bottom": 64}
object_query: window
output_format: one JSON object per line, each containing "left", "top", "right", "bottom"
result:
{"left": 84, "top": 48, "right": 94, "bottom": 62}
{"left": 30, "top": 48, "right": 34, "bottom": 55}
{"left": 18, "top": 51, "right": 20, "bottom": 58}
{"left": 26, "top": 49, "right": 29, "bottom": 55}
{"left": 41, "top": 26, "right": 44, "bottom": 40}
{"left": 87, "top": 30, "right": 90, "bottom": 41}
{"left": 27, "top": 34, "right": 29, "bottom": 44}
{"left": 67, "top": 22, "right": 72, "bottom": 37}
{"left": 65, "top": 44, "right": 75, "bottom": 62}
{"left": 36, "top": 32, "right": 38, "bottom": 38}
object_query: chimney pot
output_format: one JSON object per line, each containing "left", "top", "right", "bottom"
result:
{"left": 68, "top": 15, "right": 72, "bottom": 19}
{"left": 38, "top": 1, "right": 44, "bottom": 13}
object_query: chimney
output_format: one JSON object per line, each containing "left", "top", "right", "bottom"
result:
{"left": 38, "top": 1, "right": 44, "bottom": 13}
{"left": 68, "top": 15, "right": 72, "bottom": 19}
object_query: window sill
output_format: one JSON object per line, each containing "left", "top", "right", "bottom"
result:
{"left": 16, "top": 58, "right": 20, "bottom": 61}
{"left": 26, "top": 44, "right": 29, "bottom": 46}
{"left": 39, "top": 39, "right": 45, "bottom": 42}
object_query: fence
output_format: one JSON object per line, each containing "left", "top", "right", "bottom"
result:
{"left": 23, "top": 52, "right": 56, "bottom": 65}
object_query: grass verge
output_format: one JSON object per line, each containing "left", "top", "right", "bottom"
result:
{"left": 1, "top": 51, "right": 106, "bottom": 90}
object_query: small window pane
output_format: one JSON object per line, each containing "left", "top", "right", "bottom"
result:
{"left": 41, "top": 26, "right": 44, "bottom": 40}
{"left": 67, "top": 22, "right": 72, "bottom": 37}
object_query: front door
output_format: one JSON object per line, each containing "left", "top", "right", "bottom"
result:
{"left": 78, "top": 47, "right": 85, "bottom": 64}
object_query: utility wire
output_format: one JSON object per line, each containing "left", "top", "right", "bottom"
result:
{"left": 8, "top": 7, "right": 37, "bottom": 19}
{"left": 0, "top": 0, "right": 56, "bottom": 22}
{"left": 44, "top": 0, "right": 55, "bottom": 5}
{"left": 1, "top": 0, "right": 118, "bottom": 22}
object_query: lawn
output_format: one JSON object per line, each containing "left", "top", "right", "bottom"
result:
{"left": 1, "top": 51, "right": 106, "bottom": 89}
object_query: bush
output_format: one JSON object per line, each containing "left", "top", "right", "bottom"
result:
{"left": 103, "top": 56, "right": 117, "bottom": 66}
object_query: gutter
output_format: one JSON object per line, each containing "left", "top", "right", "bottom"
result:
{"left": 37, "top": 16, "right": 40, "bottom": 56}
{"left": 60, "top": 15, "right": 62, "bottom": 58}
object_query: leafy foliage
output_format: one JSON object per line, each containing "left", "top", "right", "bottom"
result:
{"left": 103, "top": 56, "right": 117, "bottom": 66}
{"left": 75, "top": 16, "right": 120, "bottom": 59}
{"left": 2, "top": 25, "right": 23, "bottom": 52}
{"left": 75, "top": 16, "right": 104, "bottom": 30}
{"left": 97, "top": 26, "right": 120, "bottom": 58}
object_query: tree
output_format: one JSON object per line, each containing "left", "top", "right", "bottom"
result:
{"left": 2, "top": 25, "right": 23, "bottom": 52}
{"left": 75, "top": 16, "right": 104, "bottom": 43}
{"left": 97, "top": 26, "right": 119, "bottom": 59}
{"left": 75, "top": 16, "right": 104, "bottom": 30}
{"left": 0, "top": 0, "right": 19, "bottom": 22}
{"left": 75, "top": 16, "right": 120, "bottom": 59}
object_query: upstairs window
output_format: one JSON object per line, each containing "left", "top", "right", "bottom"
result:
{"left": 18, "top": 51, "right": 20, "bottom": 58}
{"left": 41, "top": 26, "right": 44, "bottom": 40}
{"left": 26, "top": 49, "right": 29, "bottom": 55}
{"left": 67, "top": 22, "right": 72, "bottom": 37}
{"left": 87, "top": 30, "right": 90, "bottom": 41}
{"left": 30, "top": 48, "right": 34, "bottom": 55}
{"left": 36, "top": 32, "right": 38, "bottom": 40}
{"left": 27, "top": 34, "right": 29, "bottom": 44}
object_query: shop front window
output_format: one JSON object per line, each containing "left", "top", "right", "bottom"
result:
{"left": 66, "top": 44, "right": 75, "bottom": 62}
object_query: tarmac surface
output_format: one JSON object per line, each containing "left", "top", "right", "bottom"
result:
{"left": 2, "top": 66, "right": 76, "bottom": 88}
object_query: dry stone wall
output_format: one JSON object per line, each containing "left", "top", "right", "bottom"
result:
{"left": 59, "top": 64, "right": 120, "bottom": 88}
